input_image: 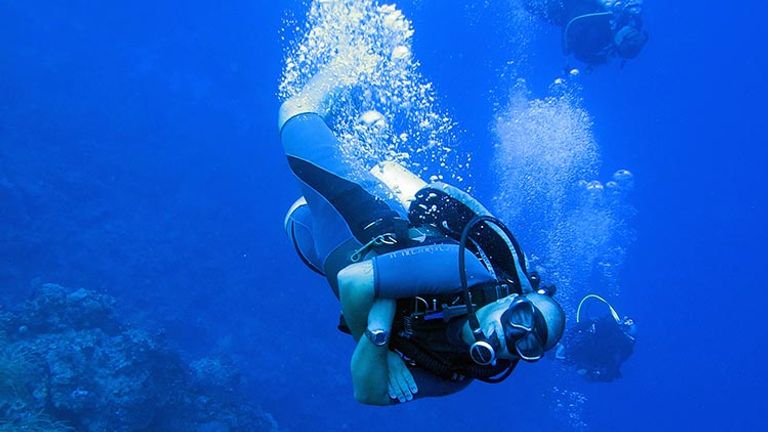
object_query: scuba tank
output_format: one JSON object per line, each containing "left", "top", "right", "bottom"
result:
{"left": 369, "top": 161, "right": 427, "bottom": 211}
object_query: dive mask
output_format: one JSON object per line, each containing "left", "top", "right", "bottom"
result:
{"left": 500, "top": 297, "right": 549, "bottom": 362}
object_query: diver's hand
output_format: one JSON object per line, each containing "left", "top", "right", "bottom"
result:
{"left": 386, "top": 351, "right": 418, "bottom": 403}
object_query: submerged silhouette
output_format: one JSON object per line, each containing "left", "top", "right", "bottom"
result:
{"left": 556, "top": 294, "right": 637, "bottom": 382}
{"left": 524, "top": 0, "right": 648, "bottom": 66}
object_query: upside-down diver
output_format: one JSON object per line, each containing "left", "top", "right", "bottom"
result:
{"left": 278, "top": 62, "right": 565, "bottom": 405}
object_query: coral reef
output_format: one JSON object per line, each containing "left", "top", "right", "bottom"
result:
{"left": 0, "top": 411, "right": 74, "bottom": 432}
{"left": 0, "top": 284, "right": 277, "bottom": 432}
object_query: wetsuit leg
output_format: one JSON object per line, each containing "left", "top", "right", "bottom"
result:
{"left": 371, "top": 244, "right": 496, "bottom": 298}
{"left": 280, "top": 113, "right": 407, "bottom": 267}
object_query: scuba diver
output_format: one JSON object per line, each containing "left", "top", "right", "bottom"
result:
{"left": 555, "top": 294, "right": 637, "bottom": 382}
{"left": 523, "top": 0, "right": 649, "bottom": 66}
{"left": 279, "top": 66, "right": 565, "bottom": 405}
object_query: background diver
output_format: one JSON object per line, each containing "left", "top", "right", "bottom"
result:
{"left": 279, "top": 65, "right": 566, "bottom": 405}
{"left": 523, "top": 0, "right": 649, "bottom": 66}
{"left": 555, "top": 294, "right": 637, "bottom": 382}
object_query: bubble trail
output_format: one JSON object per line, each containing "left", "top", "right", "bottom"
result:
{"left": 279, "top": 0, "right": 469, "bottom": 182}
{"left": 493, "top": 77, "right": 636, "bottom": 432}
{"left": 492, "top": 79, "right": 635, "bottom": 310}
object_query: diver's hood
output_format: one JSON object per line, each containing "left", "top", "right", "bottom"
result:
{"left": 525, "top": 293, "right": 565, "bottom": 350}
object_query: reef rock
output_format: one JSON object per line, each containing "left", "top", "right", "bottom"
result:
{"left": 0, "top": 283, "right": 277, "bottom": 432}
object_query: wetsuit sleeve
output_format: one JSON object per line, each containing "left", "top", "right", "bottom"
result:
{"left": 280, "top": 113, "right": 407, "bottom": 244}
{"left": 371, "top": 244, "right": 496, "bottom": 298}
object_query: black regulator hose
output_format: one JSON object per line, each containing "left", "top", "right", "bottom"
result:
{"left": 458, "top": 215, "right": 529, "bottom": 334}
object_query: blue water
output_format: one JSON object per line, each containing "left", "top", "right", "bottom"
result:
{"left": 1, "top": 1, "right": 766, "bottom": 431}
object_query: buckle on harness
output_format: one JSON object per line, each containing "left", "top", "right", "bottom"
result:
{"left": 350, "top": 233, "right": 398, "bottom": 262}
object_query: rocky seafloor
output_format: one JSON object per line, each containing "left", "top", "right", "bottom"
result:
{"left": 0, "top": 283, "right": 277, "bottom": 432}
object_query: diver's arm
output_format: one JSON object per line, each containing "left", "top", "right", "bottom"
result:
{"left": 338, "top": 261, "right": 376, "bottom": 341}
{"left": 338, "top": 260, "right": 418, "bottom": 405}
{"left": 337, "top": 261, "right": 390, "bottom": 403}
{"left": 350, "top": 299, "right": 396, "bottom": 405}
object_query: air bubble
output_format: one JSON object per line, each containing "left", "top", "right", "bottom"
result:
{"left": 361, "top": 110, "right": 385, "bottom": 125}
{"left": 613, "top": 169, "right": 634, "bottom": 191}
{"left": 391, "top": 45, "right": 411, "bottom": 60}
{"left": 586, "top": 180, "right": 604, "bottom": 196}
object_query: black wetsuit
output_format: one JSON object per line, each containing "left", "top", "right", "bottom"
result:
{"left": 560, "top": 315, "right": 635, "bottom": 382}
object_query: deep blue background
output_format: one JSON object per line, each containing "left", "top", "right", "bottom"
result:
{"left": 1, "top": 1, "right": 765, "bottom": 431}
